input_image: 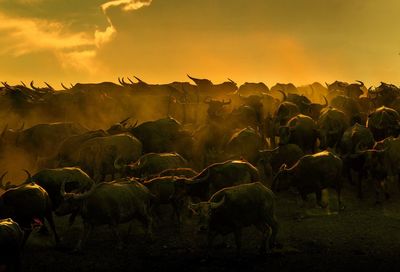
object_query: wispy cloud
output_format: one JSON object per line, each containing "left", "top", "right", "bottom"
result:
{"left": 0, "top": 0, "right": 152, "bottom": 72}
{"left": 94, "top": 0, "right": 152, "bottom": 47}
{"left": 101, "top": 0, "right": 152, "bottom": 12}
{"left": 0, "top": 13, "right": 94, "bottom": 56}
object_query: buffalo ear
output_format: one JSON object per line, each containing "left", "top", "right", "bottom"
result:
{"left": 210, "top": 195, "right": 225, "bottom": 210}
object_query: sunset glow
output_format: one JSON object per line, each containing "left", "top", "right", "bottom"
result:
{"left": 0, "top": 0, "right": 399, "bottom": 86}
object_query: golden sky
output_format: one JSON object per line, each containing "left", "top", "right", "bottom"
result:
{"left": 0, "top": 0, "right": 399, "bottom": 87}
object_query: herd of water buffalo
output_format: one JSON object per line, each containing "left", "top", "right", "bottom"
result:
{"left": 1, "top": 76, "right": 400, "bottom": 271}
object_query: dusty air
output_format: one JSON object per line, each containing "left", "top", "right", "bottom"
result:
{"left": 1, "top": 0, "right": 400, "bottom": 271}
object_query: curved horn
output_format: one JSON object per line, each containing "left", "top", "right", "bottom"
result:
{"left": 0, "top": 171, "right": 8, "bottom": 190}
{"left": 71, "top": 182, "right": 97, "bottom": 200}
{"left": 322, "top": 96, "right": 328, "bottom": 107}
{"left": 134, "top": 76, "right": 146, "bottom": 84}
{"left": 129, "top": 120, "right": 138, "bottom": 129}
{"left": 325, "top": 82, "right": 329, "bottom": 88}
{"left": 118, "top": 77, "right": 124, "bottom": 85}
{"left": 20, "top": 81, "right": 26, "bottom": 87}
{"left": 30, "top": 81, "right": 38, "bottom": 90}
{"left": 44, "top": 82, "right": 54, "bottom": 90}
{"left": 23, "top": 169, "right": 32, "bottom": 183}
{"left": 278, "top": 90, "right": 287, "bottom": 102}
{"left": 356, "top": 80, "right": 364, "bottom": 86}
{"left": 193, "top": 169, "right": 211, "bottom": 183}
{"left": 61, "top": 83, "right": 70, "bottom": 90}
{"left": 259, "top": 146, "right": 280, "bottom": 154}
{"left": 210, "top": 195, "right": 225, "bottom": 209}
{"left": 187, "top": 74, "right": 196, "bottom": 81}
{"left": 119, "top": 117, "right": 131, "bottom": 126}
{"left": 121, "top": 77, "right": 129, "bottom": 86}
{"left": 227, "top": 78, "right": 235, "bottom": 84}
{"left": 127, "top": 77, "right": 135, "bottom": 84}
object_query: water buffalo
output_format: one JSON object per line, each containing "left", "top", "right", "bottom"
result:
{"left": 1, "top": 168, "right": 94, "bottom": 229}
{"left": 330, "top": 95, "right": 363, "bottom": 125}
{"left": 56, "top": 180, "right": 154, "bottom": 251}
{"left": 0, "top": 218, "right": 24, "bottom": 272}
{"left": 340, "top": 123, "right": 375, "bottom": 155}
{"left": 187, "top": 75, "right": 238, "bottom": 95}
{"left": 0, "top": 178, "right": 60, "bottom": 246}
{"left": 238, "top": 82, "right": 269, "bottom": 96}
{"left": 115, "top": 152, "right": 188, "bottom": 178}
{"left": 130, "top": 117, "right": 195, "bottom": 160}
{"left": 367, "top": 106, "right": 400, "bottom": 141}
{"left": 77, "top": 134, "right": 142, "bottom": 182}
{"left": 0, "top": 122, "right": 88, "bottom": 162}
{"left": 38, "top": 130, "right": 107, "bottom": 169}
{"left": 28, "top": 168, "right": 94, "bottom": 212}
{"left": 270, "top": 83, "right": 298, "bottom": 94}
{"left": 317, "top": 108, "right": 349, "bottom": 150}
{"left": 157, "top": 168, "right": 198, "bottom": 178}
{"left": 368, "top": 82, "right": 400, "bottom": 107}
{"left": 225, "top": 127, "right": 264, "bottom": 164}
{"left": 203, "top": 98, "right": 231, "bottom": 120}
{"left": 189, "top": 182, "right": 278, "bottom": 256}
{"left": 342, "top": 149, "right": 386, "bottom": 201}
{"left": 326, "top": 80, "right": 364, "bottom": 100}
{"left": 268, "top": 101, "right": 300, "bottom": 147}
{"left": 273, "top": 151, "right": 343, "bottom": 209}
{"left": 258, "top": 144, "right": 304, "bottom": 184}
{"left": 143, "top": 176, "right": 185, "bottom": 225}
{"left": 279, "top": 114, "right": 318, "bottom": 153}
{"left": 175, "top": 160, "right": 260, "bottom": 201}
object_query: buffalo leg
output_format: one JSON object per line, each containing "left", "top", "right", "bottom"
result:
{"left": 355, "top": 170, "right": 363, "bottom": 199}
{"left": 205, "top": 231, "right": 217, "bottom": 258}
{"left": 45, "top": 211, "right": 60, "bottom": 245}
{"left": 337, "top": 188, "right": 342, "bottom": 210}
{"left": 75, "top": 223, "right": 92, "bottom": 252}
{"left": 137, "top": 212, "right": 154, "bottom": 241}
{"left": 266, "top": 216, "right": 279, "bottom": 250}
{"left": 256, "top": 224, "right": 271, "bottom": 255}
{"left": 172, "top": 200, "right": 183, "bottom": 229}
{"left": 316, "top": 190, "right": 327, "bottom": 208}
{"left": 68, "top": 211, "right": 78, "bottom": 227}
{"left": 109, "top": 224, "right": 123, "bottom": 249}
{"left": 21, "top": 228, "right": 32, "bottom": 248}
{"left": 233, "top": 229, "right": 243, "bottom": 256}
{"left": 299, "top": 193, "right": 308, "bottom": 208}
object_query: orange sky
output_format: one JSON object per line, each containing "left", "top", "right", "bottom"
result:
{"left": 0, "top": 0, "right": 399, "bottom": 87}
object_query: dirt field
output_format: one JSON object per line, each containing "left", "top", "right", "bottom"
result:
{"left": 21, "top": 182, "right": 400, "bottom": 271}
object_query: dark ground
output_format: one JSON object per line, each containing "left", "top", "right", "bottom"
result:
{"left": 21, "top": 182, "right": 400, "bottom": 272}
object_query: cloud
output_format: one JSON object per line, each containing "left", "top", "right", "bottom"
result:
{"left": 0, "top": 13, "right": 94, "bottom": 56}
{"left": 0, "top": 0, "right": 152, "bottom": 73}
{"left": 94, "top": 0, "right": 152, "bottom": 47}
{"left": 101, "top": 0, "right": 152, "bottom": 11}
